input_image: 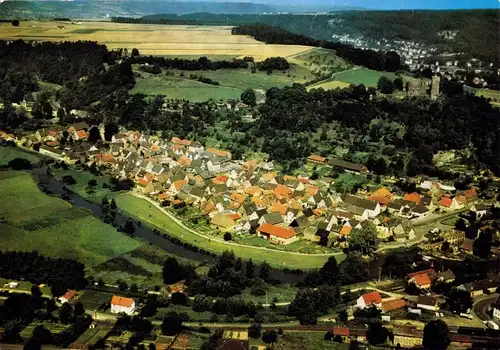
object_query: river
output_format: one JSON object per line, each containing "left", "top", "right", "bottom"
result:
{"left": 29, "top": 165, "right": 305, "bottom": 283}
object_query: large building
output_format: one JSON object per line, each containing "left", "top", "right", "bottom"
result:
{"left": 111, "top": 295, "right": 135, "bottom": 315}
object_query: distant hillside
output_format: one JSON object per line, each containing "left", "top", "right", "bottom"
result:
{"left": 0, "top": 1, "right": 277, "bottom": 19}
{"left": 130, "top": 10, "right": 499, "bottom": 65}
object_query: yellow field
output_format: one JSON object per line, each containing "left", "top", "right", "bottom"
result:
{"left": 307, "top": 80, "right": 351, "bottom": 91}
{"left": 0, "top": 21, "right": 312, "bottom": 59}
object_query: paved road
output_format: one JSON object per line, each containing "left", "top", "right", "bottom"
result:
{"left": 473, "top": 294, "right": 498, "bottom": 321}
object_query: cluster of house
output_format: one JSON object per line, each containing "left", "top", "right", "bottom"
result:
{"left": 8, "top": 124, "right": 488, "bottom": 248}
{"left": 58, "top": 289, "right": 136, "bottom": 315}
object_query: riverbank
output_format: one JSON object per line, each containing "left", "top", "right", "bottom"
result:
{"left": 115, "top": 192, "right": 341, "bottom": 270}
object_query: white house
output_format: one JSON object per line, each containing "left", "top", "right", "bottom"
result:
{"left": 492, "top": 296, "right": 500, "bottom": 322}
{"left": 110, "top": 295, "right": 135, "bottom": 315}
{"left": 356, "top": 291, "right": 382, "bottom": 309}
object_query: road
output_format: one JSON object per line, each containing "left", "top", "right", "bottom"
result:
{"left": 132, "top": 193, "right": 343, "bottom": 258}
{"left": 473, "top": 293, "right": 498, "bottom": 321}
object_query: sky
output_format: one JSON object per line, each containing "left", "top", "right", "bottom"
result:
{"left": 198, "top": 0, "right": 500, "bottom": 10}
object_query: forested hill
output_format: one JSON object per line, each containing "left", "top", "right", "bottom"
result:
{"left": 114, "top": 10, "right": 499, "bottom": 65}
{"left": 231, "top": 25, "right": 401, "bottom": 72}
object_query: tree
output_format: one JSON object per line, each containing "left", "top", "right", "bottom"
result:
{"left": 377, "top": 76, "right": 394, "bottom": 94}
{"left": 131, "top": 48, "right": 140, "bottom": 57}
{"left": 319, "top": 256, "right": 340, "bottom": 285}
{"left": 104, "top": 123, "right": 118, "bottom": 141}
{"left": 171, "top": 292, "right": 188, "bottom": 306}
{"left": 87, "top": 125, "right": 101, "bottom": 143}
{"left": 73, "top": 302, "right": 85, "bottom": 316}
{"left": 161, "top": 312, "right": 183, "bottom": 336}
{"left": 248, "top": 323, "right": 261, "bottom": 338}
{"left": 50, "top": 282, "right": 67, "bottom": 298}
{"left": 30, "top": 285, "right": 42, "bottom": 298}
{"left": 123, "top": 218, "right": 136, "bottom": 235}
{"left": 32, "top": 325, "right": 53, "bottom": 344}
{"left": 8, "top": 158, "right": 32, "bottom": 170}
{"left": 24, "top": 337, "right": 41, "bottom": 350}
{"left": 245, "top": 259, "right": 255, "bottom": 278}
{"left": 338, "top": 309, "right": 348, "bottom": 322}
{"left": 162, "top": 257, "right": 188, "bottom": 284}
{"left": 348, "top": 226, "right": 379, "bottom": 255}
{"left": 192, "top": 296, "right": 212, "bottom": 312}
{"left": 130, "top": 283, "right": 139, "bottom": 293}
{"left": 423, "top": 320, "right": 450, "bottom": 350}
{"left": 259, "top": 261, "right": 270, "bottom": 280}
{"left": 262, "top": 330, "right": 278, "bottom": 346}
{"left": 240, "top": 88, "right": 257, "bottom": 106}
{"left": 393, "top": 77, "right": 404, "bottom": 91}
{"left": 62, "top": 175, "right": 76, "bottom": 185}
{"left": 366, "top": 322, "right": 389, "bottom": 345}
{"left": 118, "top": 280, "right": 128, "bottom": 291}
{"left": 87, "top": 179, "right": 98, "bottom": 187}
{"left": 445, "top": 288, "right": 472, "bottom": 314}
{"left": 224, "top": 232, "right": 232, "bottom": 241}
{"left": 473, "top": 229, "right": 493, "bottom": 259}
{"left": 11, "top": 19, "right": 20, "bottom": 27}
{"left": 59, "top": 303, "right": 74, "bottom": 324}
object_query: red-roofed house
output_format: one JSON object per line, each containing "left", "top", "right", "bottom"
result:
{"left": 463, "top": 188, "right": 477, "bottom": 200}
{"left": 403, "top": 192, "right": 421, "bottom": 204}
{"left": 258, "top": 223, "right": 298, "bottom": 245}
{"left": 356, "top": 291, "right": 382, "bottom": 309}
{"left": 111, "top": 296, "right": 135, "bottom": 315}
{"left": 381, "top": 299, "right": 406, "bottom": 312}
{"left": 74, "top": 130, "right": 88, "bottom": 140}
{"left": 58, "top": 290, "right": 77, "bottom": 304}
{"left": 439, "top": 196, "right": 453, "bottom": 208}
{"left": 333, "top": 326, "right": 350, "bottom": 341}
{"left": 409, "top": 273, "right": 432, "bottom": 289}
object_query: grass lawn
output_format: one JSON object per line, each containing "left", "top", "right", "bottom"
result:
{"left": 0, "top": 146, "right": 41, "bottom": 166}
{"left": 441, "top": 217, "right": 458, "bottom": 226}
{"left": 77, "top": 289, "right": 115, "bottom": 311}
{"left": 51, "top": 165, "right": 114, "bottom": 203}
{"left": 185, "top": 331, "right": 210, "bottom": 349}
{"left": 333, "top": 68, "right": 421, "bottom": 87}
{"left": 20, "top": 322, "right": 68, "bottom": 340}
{"left": 0, "top": 171, "right": 142, "bottom": 267}
{"left": 115, "top": 193, "right": 336, "bottom": 270}
{"left": 132, "top": 74, "right": 243, "bottom": 102}
{"left": 72, "top": 326, "right": 112, "bottom": 348}
{"left": 240, "top": 283, "right": 298, "bottom": 304}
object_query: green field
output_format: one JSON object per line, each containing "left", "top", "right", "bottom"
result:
{"left": 0, "top": 171, "right": 142, "bottom": 267}
{"left": 0, "top": 146, "right": 41, "bottom": 166}
{"left": 476, "top": 88, "right": 500, "bottom": 106}
{"left": 333, "top": 67, "right": 420, "bottom": 87}
{"left": 307, "top": 80, "right": 351, "bottom": 91}
{"left": 115, "top": 193, "right": 337, "bottom": 269}
{"left": 132, "top": 75, "right": 243, "bottom": 101}
{"left": 20, "top": 322, "right": 68, "bottom": 340}
{"left": 132, "top": 64, "right": 315, "bottom": 101}
{"left": 77, "top": 289, "right": 115, "bottom": 311}
{"left": 51, "top": 165, "right": 114, "bottom": 203}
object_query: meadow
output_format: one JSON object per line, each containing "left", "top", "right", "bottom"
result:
{"left": 115, "top": 193, "right": 337, "bottom": 269}
{"left": 333, "top": 67, "right": 421, "bottom": 87}
{"left": 0, "top": 21, "right": 311, "bottom": 59}
{"left": 476, "top": 88, "right": 500, "bottom": 107}
{"left": 0, "top": 170, "right": 142, "bottom": 267}
{"left": 132, "top": 64, "right": 316, "bottom": 101}
{"left": 0, "top": 147, "right": 41, "bottom": 166}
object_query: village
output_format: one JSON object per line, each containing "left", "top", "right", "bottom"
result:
{"left": 2, "top": 118, "right": 497, "bottom": 259}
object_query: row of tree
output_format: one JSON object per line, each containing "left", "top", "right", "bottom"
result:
{"left": 131, "top": 55, "right": 248, "bottom": 71}
{"left": 0, "top": 251, "right": 87, "bottom": 295}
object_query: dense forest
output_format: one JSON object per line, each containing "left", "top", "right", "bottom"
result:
{"left": 130, "top": 55, "right": 248, "bottom": 70}
{"left": 0, "top": 251, "right": 87, "bottom": 292}
{"left": 113, "top": 9, "right": 499, "bottom": 65}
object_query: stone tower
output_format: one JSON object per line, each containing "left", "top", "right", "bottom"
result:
{"left": 431, "top": 75, "right": 440, "bottom": 100}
